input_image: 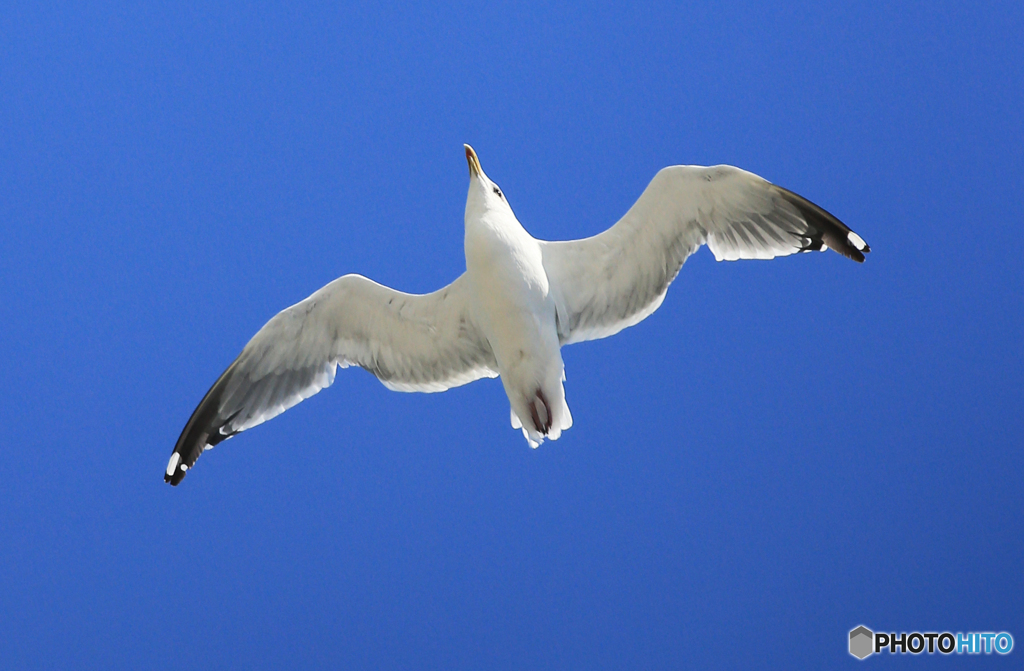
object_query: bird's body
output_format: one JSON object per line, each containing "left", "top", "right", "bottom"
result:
{"left": 464, "top": 164, "right": 570, "bottom": 445}
{"left": 165, "top": 145, "right": 869, "bottom": 485}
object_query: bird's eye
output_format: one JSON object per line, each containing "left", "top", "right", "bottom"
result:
{"left": 492, "top": 187, "right": 503, "bottom": 199}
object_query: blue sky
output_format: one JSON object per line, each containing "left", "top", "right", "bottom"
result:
{"left": 1, "top": 1, "right": 1022, "bottom": 668}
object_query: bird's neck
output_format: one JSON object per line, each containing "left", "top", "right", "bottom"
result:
{"left": 466, "top": 208, "right": 530, "bottom": 242}
{"left": 465, "top": 210, "right": 537, "bottom": 268}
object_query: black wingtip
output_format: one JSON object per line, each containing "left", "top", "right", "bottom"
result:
{"left": 165, "top": 459, "right": 186, "bottom": 486}
{"left": 164, "top": 360, "right": 240, "bottom": 486}
{"left": 774, "top": 185, "right": 871, "bottom": 263}
{"left": 839, "top": 245, "right": 866, "bottom": 264}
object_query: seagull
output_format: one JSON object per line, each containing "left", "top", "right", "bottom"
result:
{"left": 165, "top": 145, "right": 869, "bottom": 485}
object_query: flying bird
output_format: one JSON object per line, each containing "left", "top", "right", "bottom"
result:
{"left": 165, "top": 145, "right": 869, "bottom": 485}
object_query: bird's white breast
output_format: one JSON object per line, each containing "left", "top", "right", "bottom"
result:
{"left": 464, "top": 212, "right": 557, "bottom": 369}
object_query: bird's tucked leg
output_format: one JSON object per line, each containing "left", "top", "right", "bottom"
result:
{"left": 502, "top": 358, "right": 573, "bottom": 448}
{"left": 529, "top": 388, "right": 553, "bottom": 435}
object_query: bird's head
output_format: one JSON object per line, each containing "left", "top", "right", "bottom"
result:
{"left": 464, "top": 144, "right": 512, "bottom": 221}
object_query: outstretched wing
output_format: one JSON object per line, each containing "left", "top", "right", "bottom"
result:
{"left": 541, "top": 165, "right": 870, "bottom": 345}
{"left": 166, "top": 273, "right": 497, "bottom": 485}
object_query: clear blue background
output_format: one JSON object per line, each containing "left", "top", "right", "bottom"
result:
{"left": 2, "top": 1, "right": 1021, "bottom": 668}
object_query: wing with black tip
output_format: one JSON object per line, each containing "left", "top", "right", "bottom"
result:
{"left": 541, "top": 165, "right": 869, "bottom": 345}
{"left": 165, "top": 273, "right": 497, "bottom": 485}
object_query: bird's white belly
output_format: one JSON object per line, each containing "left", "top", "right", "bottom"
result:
{"left": 467, "top": 232, "right": 553, "bottom": 367}
{"left": 465, "top": 225, "right": 572, "bottom": 445}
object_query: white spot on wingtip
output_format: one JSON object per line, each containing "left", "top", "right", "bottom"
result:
{"left": 181, "top": 464, "right": 188, "bottom": 471}
{"left": 166, "top": 452, "right": 180, "bottom": 477}
{"left": 847, "top": 231, "right": 867, "bottom": 250}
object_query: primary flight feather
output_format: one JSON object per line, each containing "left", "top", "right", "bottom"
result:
{"left": 165, "top": 145, "right": 869, "bottom": 485}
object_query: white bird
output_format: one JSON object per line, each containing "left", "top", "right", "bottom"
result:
{"left": 165, "top": 145, "right": 869, "bottom": 485}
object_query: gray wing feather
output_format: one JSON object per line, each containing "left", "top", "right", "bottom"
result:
{"left": 542, "top": 165, "right": 869, "bottom": 345}
{"left": 166, "top": 273, "right": 496, "bottom": 484}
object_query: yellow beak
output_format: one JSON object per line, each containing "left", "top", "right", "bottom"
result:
{"left": 464, "top": 144, "right": 483, "bottom": 178}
